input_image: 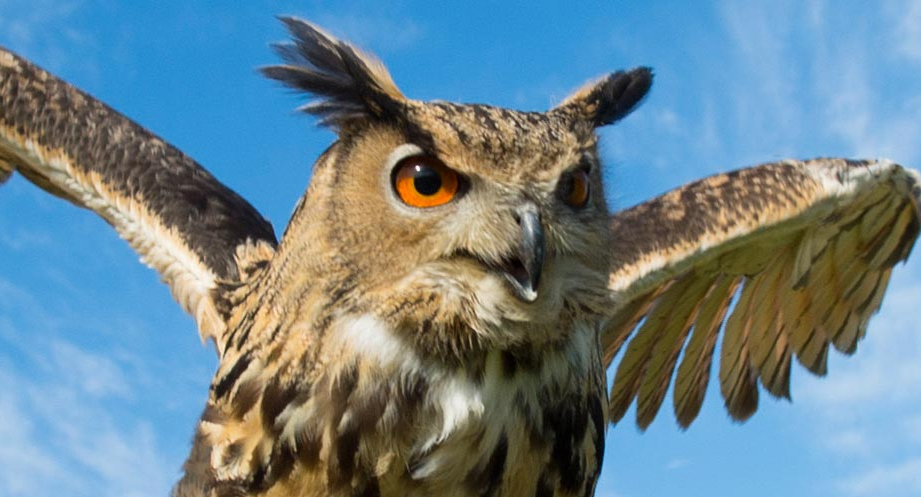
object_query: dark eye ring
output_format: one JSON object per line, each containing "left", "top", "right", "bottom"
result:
{"left": 557, "top": 168, "right": 590, "bottom": 208}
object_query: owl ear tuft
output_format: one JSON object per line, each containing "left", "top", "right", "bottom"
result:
{"left": 261, "top": 17, "right": 407, "bottom": 130}
{"left": 555, "top": 67, "right": 653, "bottom": 128}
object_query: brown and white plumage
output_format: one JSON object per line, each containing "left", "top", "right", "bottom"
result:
{"left": 604, "top": 158, "right": 920, "bottom": 429}
{"left": 0, "top": 48, "right": 277, "bottom": 351}
{"left": 1, "top": 17, "right": 918, "bottom": 497}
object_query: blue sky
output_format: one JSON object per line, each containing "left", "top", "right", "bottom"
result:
{"left": 1, "top": 1, "right": 920, "bottom": 496}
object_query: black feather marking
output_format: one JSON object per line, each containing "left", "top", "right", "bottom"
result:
{"left": 262, "top": 17, "right": 405, "bottom": 129}
{"left": 214, "top": 483, "right": 247, "bottom": 497}
{"left": 260, "top": 377, "right": 303, "bottom": 434}
{"left": 230, "top": 378, "right": 262, "bottom": 418}
{"left": 332, "top": 413, "right": 361, "bottom": 485}
{"left": 561, "top": 67, "right": 653, "bottom": 128}
{"left": 588, "top": 395, "right": 605, "bottom": 473}
{"left": 545, "top": 396, "right": 589, "bottom": 492}
{"left": 501, "top": 351, "right": 518, "bottom": 378}
{"left": 464, "top": 433, "right": 508, "bottom": 497}
{"left": 356, "top": 477, "right": 382, "bottom": 497}
{"left": 534, "top": 473, "right": 555, "bottom": 497}
{"left": 213, "top": 353, "right": 252, "bottom": 399}
{"left": 593, "top": 67, "right": 652, "bottom": 126}
{"left": 260, "top": 443, "right": 296, "bottom": 491}
{"left": 295, "top": 425, "right": 322, "bottom": 467}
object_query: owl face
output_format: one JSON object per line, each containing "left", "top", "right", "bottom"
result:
{"left": 263, "top": 22, "right": 652, "bottom": 359}
{"left": 284, "top": 105, "right": 610, "bottom": 358}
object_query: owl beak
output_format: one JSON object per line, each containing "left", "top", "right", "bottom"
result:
{"left": 506, "top": 205, "right": 545, "bottom": 302}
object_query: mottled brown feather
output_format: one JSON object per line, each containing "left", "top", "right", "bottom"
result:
{"left": 0, "top": 47, "right": 277, "bottom": 346}
{"left": 606, "top": 158, "right": 921, "bottom": 427}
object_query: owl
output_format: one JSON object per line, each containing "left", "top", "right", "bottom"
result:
{"left": 1, "top": 17, "right": 919, "bottom": 497}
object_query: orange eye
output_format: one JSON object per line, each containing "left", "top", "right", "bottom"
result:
{"left": 557, "top": 168, "right": 590, "bottom": 208}
{"left": 392, "top": 155, "right": 461, "bottom": 208}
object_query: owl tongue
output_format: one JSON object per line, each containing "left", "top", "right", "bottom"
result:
{"left": 503, "top": 257, "right": 531, "bottom": 289}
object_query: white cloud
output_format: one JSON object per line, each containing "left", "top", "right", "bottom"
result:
{"left": 791, "top": 274, "right": 921, "bottom": 496}
{"left": 666, "top": 458, "right": 690, "bottom": 470}
{"left": 0, "top": 0, "right": 82, "bottom": 46}
{"left": 839, "top": 458, "right": 921, "bottom": 496}
{"left": 0, "top": 349, "right": 176, "bottom": 497}
{"left": 892, "top": 0, "right": 921, "bottom": 63}
{"left": 0, "top": 383, "right": 81, "bottom": 495}
{"left": 907, "top": 414, "right": 921, "bottom": 443}
{"left": 824, "top": 429, "right": 870, "bottom": 456}
{"left": 714, "top": 0, "right": 921, "bottom": 167}
{"left": 0, "top": 226, "right": 52, "bottom": 251}
{"left": 310, "top": 11, "right": 423, "bottom": 54}
{"left": 0, "top": 277, "right": 178, "bottom": 497}
{"left": 47, "top": 340, "right": 132, "bottom": 399}
{"left": 718, "top": 1, "right": 803, "bottom": 147}
{"left": 0, "top": 0, "right": 99, "bottom": 78}
{"left": 713, "top": 5, "right": 921, "bottom": 490}
{"left": 810, "top": 21, "right": 921, "bottom": 166}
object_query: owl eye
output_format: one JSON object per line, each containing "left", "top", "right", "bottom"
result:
{"left": 392, "top": 155, "right": 461, "bottom": 208}
{"left": 557, "top": 168, "right": 591, "bottom": 208}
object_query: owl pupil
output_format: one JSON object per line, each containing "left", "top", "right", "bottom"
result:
{"left": 413, "top": 167, "right": 442, "bottom": 195}
{"left": 559, "top": 174, "right": 574, "bottom": 195}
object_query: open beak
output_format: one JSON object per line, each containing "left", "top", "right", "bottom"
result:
{"left": 499, "top": 205, "right": 545, "bottom": 302}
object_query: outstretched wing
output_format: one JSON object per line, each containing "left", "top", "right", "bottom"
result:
{"left": 0, "top": 48, "right": 277, "bottom": 349}
{"left": 603, "top": 158, "right": 920, "bottom": 429}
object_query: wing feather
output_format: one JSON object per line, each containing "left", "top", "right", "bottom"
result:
{"left": 719, "top": 274, "right": 759, "bottom": 421}
{"left": 601, "top": 286, "right": 664, "bottom": 365}
{"left": 672, "top": 274, "right": 740, "bottom": 427}
{"left": 0, "top": 48, "right": 278, "bottom": 349}
{"left": 746, "top": 249, "right": 791, "bottom": 399}
{"left": 635, "top": 272, "right": 714, "bottom": 428}
{"left": 606, "top": 158, "right": 920, "bottom": 427}
{"left": 608, "top": 275, "right": 700, "bottom": 423}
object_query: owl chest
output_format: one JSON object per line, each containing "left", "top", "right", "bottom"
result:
{"left": 392, "top": 363, "right": 607, "bottom": 496}
{"left": 321, "top": 316, "right": 609, "bottom": 496}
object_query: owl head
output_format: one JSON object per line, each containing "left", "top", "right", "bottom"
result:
{"left": 262, "top": 18, "right": 651, "bottom": 360}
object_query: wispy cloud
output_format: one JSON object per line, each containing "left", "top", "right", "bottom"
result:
{"left": 0, "top": 0, "right": 82, "bottom": 46}
{"left": 46, "top": 340, "right": 132, "bottom": 399}
{"left": 907, "top": 414, "right": 921, "bottom": 443}
{"left": 713, "top": 3, "right": 921, "bottom": 496}
{"left": 715, "top": 0, "right": 921, "bottom": 166}
{"left": 0, "top": 277, "right": 179, "bottom": 497}
{"left": 891, "top": 0, "right": 921, "bottom": 63}
{"left": 0, "top": 0, "right": 98, "bottom": 74}
{"left": 0, "top": 361, "right": 175, "bottom": 497}
{"left": 794, "top": 277, "right": 921, "bottom": 494}
{"left": 309, "top": 10, "right": 424, "bottom": 54}
{"left": 666, "top": 458, "right": 690, "bottom": 470}
{"left": 839, "top": 458, "right": 921, "bottom": 496}
{"left": 823, "top": 429, "right": 871, "bottom": 456}
{"left": 0, "top": 379, "right": 83, "bottom": 495}
{"left": 718, "top": 1, "right": 802, "bottom": 143}
{"left": 0, "top": 226, "right": 52, "bottom": 251}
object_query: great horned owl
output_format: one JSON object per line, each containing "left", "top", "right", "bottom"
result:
{"left": 1, "top": 18, "right": 919, "bottom": 497}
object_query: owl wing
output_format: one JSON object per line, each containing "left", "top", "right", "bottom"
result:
{"left": 603, "top": 158, "right": 920, "bottom": 429}
{"left": 0, "top": 48, "right": 277, "bottom": 348}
